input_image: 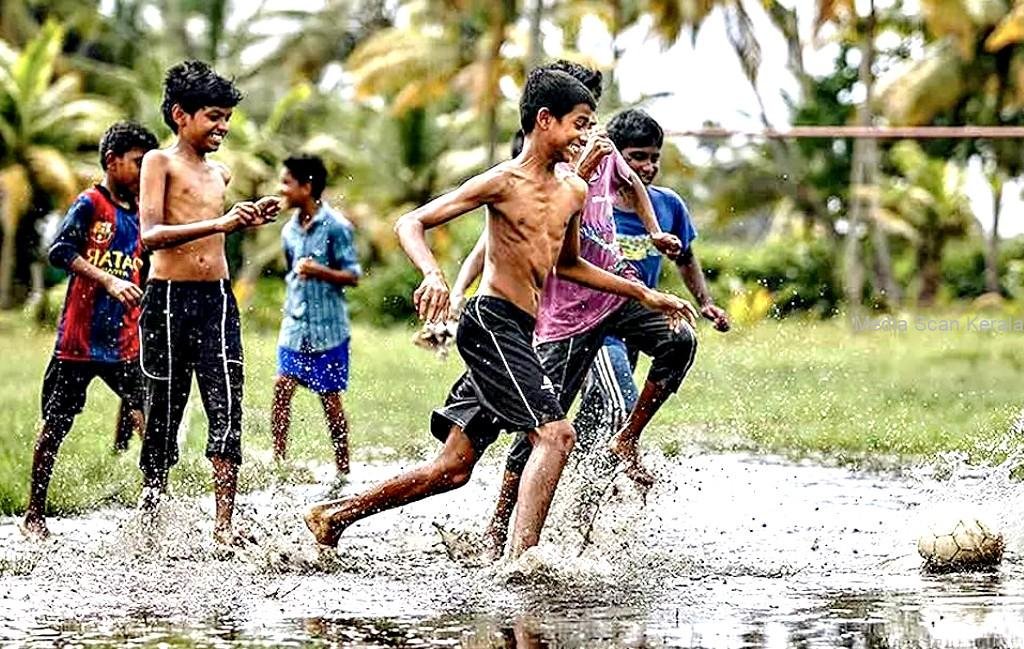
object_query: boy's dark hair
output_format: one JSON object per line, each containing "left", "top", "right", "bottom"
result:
{"left": 520, "top": 68, "right": 596, "bottom": 134}
{"left": 161, "top": 60, "right": 243, "bottom": 133}
{"left": 510, "top": 130, "right": 525, "bottom": 157}
{"left": 607, "top": 109, "right": 664, "bottom": 151}
{"left": 99, "top": 121, "right": 158, "bottom": 169}
{"left": 283, "top": 154, "right": 328, "bottom": 199}
{"left": 544, "top": 59, "right": 603, "bottom": 102}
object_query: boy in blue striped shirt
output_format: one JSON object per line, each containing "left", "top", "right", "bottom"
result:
{"left": 271, "top": 155, "right": 362, "bottom": 476}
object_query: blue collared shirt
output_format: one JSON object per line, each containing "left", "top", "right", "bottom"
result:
{"left": 279, "top": 204, "right": 362, "bottom": 352}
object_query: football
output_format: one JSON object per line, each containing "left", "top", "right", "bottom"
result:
{"left": 917, "top": 519, "right": 1004, "bottom": 571}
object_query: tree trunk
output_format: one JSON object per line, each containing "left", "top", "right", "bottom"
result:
{"left": 843, "top": 1, "right": 876, "bottom": 316}
{"left": 917, "top": 237, "right": 942, "bottom": 307}
{"left": 483, "top": 0, "right": 512, "bottom": 166}
{"left": 845, "top": 138, "right": 868, "bottom": 312}
{"left": 25, "top": 259, "right": 47, "bottom": 323}
{"left": 0, "top": 225, "right": 16, "bottom": 309}
{"left": 527, "top": 0, "right": 544, "bottom": 71}
{"left": 871, "top": 220, "right": 900, "bottom": 306}
{"left": 606, "top": 0, "right": 624, "bottom": 106}
{"left": 867, "top": 137, "right": 900, "bottom": 307}
{"left": 985, "top": 179, "right": 1003, "bottom": 294}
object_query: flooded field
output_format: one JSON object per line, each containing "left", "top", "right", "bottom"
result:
{"left": 2, "top": 451, "right": 1023, "bottom": 648}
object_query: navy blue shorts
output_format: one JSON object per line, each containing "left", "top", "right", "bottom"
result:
{"left": 139, "top": 279, "right": 244, "bottom": 474}
{"left": 431, "top": 296, "right": 565, "bottom": 458}
{"left": 278, "top": 340, "right": 350, "bottom": 394}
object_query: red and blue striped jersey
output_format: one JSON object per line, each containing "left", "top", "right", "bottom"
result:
{"left": 49, "top": 185, "right": 144, "bottom": 362}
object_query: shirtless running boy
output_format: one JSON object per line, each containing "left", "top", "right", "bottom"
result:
{"left": 137, "top": 60, "right": 281, "bottom": 544}
{"left": 304, "top": 68, "right": 693, "bottom": 557}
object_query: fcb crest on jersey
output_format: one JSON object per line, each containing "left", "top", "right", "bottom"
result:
{"left": 91, "top": 221, "right": 113, "bottom": 245}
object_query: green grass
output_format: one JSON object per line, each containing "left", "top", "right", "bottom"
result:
{"left": 1, "top": 310, "right": 1021, "bottom": 515}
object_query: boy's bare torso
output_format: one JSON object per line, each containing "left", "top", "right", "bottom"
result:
{"left": 478, "top": 159, "right": 586, "bottom": 316}
{"left": 149, "top": 149, "right": 231, "bottom": 281}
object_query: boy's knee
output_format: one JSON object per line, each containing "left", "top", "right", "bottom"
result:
{"left": 658, "top": 324, "right": 698, "bottom": 371}
{"left": 670, "top": 323, "right": 697, "bottom": 358}
{"left": 274, "top": 375, "right": 297, "bottom": 394}
{"left": 647, "top": 325, "right": 698, "bottom": 392}
{"left": 535, "top": 420, "right": 576, "bottom": 455}
{"left": 39, "top": 416, "right": 73, "bottom": 446}
{"left": 435, "top": 452, "right": 474, "bottom": 489}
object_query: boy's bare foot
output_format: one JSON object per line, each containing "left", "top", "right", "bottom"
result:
{"left": 608, "top": 436, "right": 655, "bottom": 489}
{"left": 481, "top": 528, "right": 506, "bottom": 562}
{"left": 19, "top": 516, "right": 50, "bottom": 542}
{"left": 213, "top": 525, "right": 257, "bottom": 547}
{"left": 137, "top": 485, "right": 166, "bottom": 514}
{"left": 304, "top": 500, "right": 352, "bottom": 547}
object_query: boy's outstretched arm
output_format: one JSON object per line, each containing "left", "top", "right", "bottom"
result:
{"left": 395, "top": 170, "right": 501, "bottom": 322}
{"left": 138, "top": 151, "right": 276, "bottom": 250}
{"left": 624, "top": 168, "right": 681, "bottom": 257}
{"left": 676, "top": 248, "right": 730, "bottom": 332}
{"left": 556, "top": 211, "right": 697, "bottom": 329}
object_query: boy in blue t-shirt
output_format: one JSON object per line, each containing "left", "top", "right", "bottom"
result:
{"left": 575, "top": 109, "right": 730, "bottom": 453}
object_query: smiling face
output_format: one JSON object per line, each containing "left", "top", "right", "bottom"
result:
{"left": 621, "top": 145, "right": 661, "bottom": 185}
{"left": 174, "top": 105, "right": 233, "bottom": 153}
{"left": 538, "top": 103, "right": 596, "bottom": 164}
{"left": 278, "top": 168, "right": 311, "bottom": 210}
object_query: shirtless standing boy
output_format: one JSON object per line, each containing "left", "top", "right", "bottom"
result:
{"left": 304, "top": 68, "right": 693, "bottom": 557}
{"left": 137, "top": 60, "right": 280, "bottom": 544}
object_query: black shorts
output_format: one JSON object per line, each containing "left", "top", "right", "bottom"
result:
{"left": 40, "top": 357, "right": 144, "bottom": 422}
{"left": 505, "top": 299, "right": 698, "bottom": 474}
{"left": 138, "top": 279, "right": 244, "bottom": 475}
{"left": 431, "top": 296, "right": 565, "bottom": 457}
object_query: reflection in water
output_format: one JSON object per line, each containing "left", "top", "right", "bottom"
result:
{"left": 2, "top": 452, "right": 1024, "bottom": 647}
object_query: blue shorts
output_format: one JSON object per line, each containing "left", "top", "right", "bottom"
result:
{"left": 278, "top": 341, "right": 350, "bottom": 394}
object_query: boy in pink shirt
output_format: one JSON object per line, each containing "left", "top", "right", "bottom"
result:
{"left": 450, "top": 61, "right": 698, "bottom": 559}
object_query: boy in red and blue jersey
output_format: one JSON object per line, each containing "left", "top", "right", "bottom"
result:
{"left": 22, "top": 121, "right": 158, "bottom": 540}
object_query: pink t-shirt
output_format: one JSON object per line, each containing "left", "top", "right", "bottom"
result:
{"left": 534, "top": 151, "right": 640, "bottom": 344}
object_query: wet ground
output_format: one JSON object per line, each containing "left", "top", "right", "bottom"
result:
{"left": 2, "top": 451, "right": 1023, "bottom": 648}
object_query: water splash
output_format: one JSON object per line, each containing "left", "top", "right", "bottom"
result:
{"left": 5, "top": 452, "right": 1024, "bottom": 647}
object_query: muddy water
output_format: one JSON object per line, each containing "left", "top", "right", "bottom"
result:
{"left": 1, "top": 452, "right": 1023, "bottom": 648}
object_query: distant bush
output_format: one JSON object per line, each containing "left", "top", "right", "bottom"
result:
{"left": 941, "top": 237, "right": 1024, "bottom": 300}
{"left": 690, "top": 238, "right": 842, "bottom": 318}
{"left": 348, "top": 255, "right": 422, "bottom": 326}
{"left": 113, "top": 232, "right": 1024, "bottom": 332}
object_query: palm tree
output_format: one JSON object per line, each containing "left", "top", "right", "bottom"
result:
{"left": 612, "top": 0, "right": 899, "bottom": 308}
{"left": 0, "top": 22, "right": 120, "bottom": 308}
{"left": 878, "top": 0, "right": 1024, "bottom": 296}
{"left": 345, "top": 0, "right": 520, "bottom": 165}
{"left": 883, "top": 141, "right": 975, "bottom": 306}
{"left": 983, "top": 158, "right": 1003, "bottom": 294}
{"left": 0, "top": 0, "right": 102, "bottom": 49}
{"left": 236, "top": 0, "right": 391, "bottom": 85}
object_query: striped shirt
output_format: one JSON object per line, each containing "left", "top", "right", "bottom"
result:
{"left": 278, "top": 204, "right": 361, "bottom": 352}
{"left": 50, "top": 185, "right": 144, "bottom": 362}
